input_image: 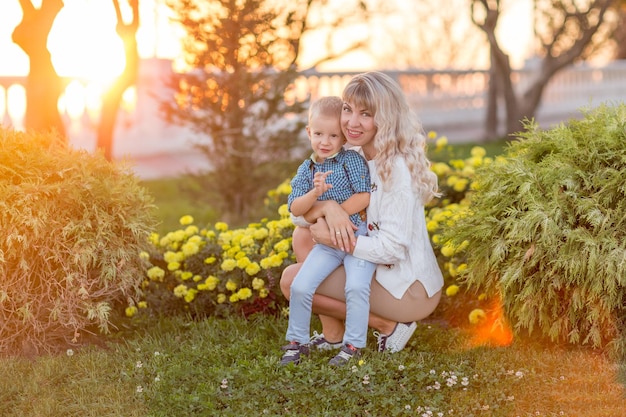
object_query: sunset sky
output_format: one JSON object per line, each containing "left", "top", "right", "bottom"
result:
{"left": 0, "top": 0, "right": 534, "bottom": 82}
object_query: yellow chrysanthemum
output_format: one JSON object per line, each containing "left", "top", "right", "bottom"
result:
{"left": 245, "top": 262, "right": 261, "bottom": 276}
{"left": 470, "top": 146, "right": 486, "bottom": 158}
{"left": 427, "top": 130, "right": 437, "bottom": 140}
{"left": 205, "top": 275, "right": 219, "bottom": 290}
{"left": 225, "top": 279, "right": 238, "bottom": 292}
{"left": 277, "top": 182, "right": 292, "bottom": 195}
{"left": 179, "top": 215, "right": 194, "bottom": 225}
{"left": 252, "top": 277, "right": 265, "bottom": 290}
{"left": 147, "top": 266, "right": 165, "bottom": 281}
{"left": 453, "top": 178, "right": 469, "bottom": 192}
{"left": 221, "top": 259, "right": 237, "bottom": 272}
{"left": 253, "top": 228, "right": 269, "bottom": 240}
{"left": 426, "top": 220, "right": 439, "bottom": 233}
{"left": 440, "top": 244, "right": 455, "bottom": 258}
{"left": 215, "top": 222, "right": 229, "bottom": 232}
{"left": 278, "top": 204, "right": 290, "bottom": 218}
{"left": 173, "top": 284, "right": 188, "bottom": 298}
{"left": 125, "top": 306, "right": 138, "bottom": 318}
{"left": 229, "top": 293, "right": 240, "bottom": 303}
{"left": 259, "top": 288, "right": 270, "bottom": 298}
{"left": 204, "top": 256, "right": 216, "bottom": 264}
{"left": 149, "top": 232, "right": 160, "bottom": 246}
{"left": 193, "top": 274, "right": 202, "bottom": 282}
{"left": 435, "top": 136, "right": 448, "bottom": 149}
{"left": 139, "top": 251, "right": 150, "bottom": 261}
{"left": 236, "top": 287, "right": 253, "bottom": 300}
{"left": 180, "top": 271, "right": 193, "bottom": 281}
{"left": 237, "top": 256, "right": 251, "bottom": 269}
{"left": 138, "top": 301, "right": 148, "bottom": 309}
{"left": 469, "top": 309, "right": 486, "bottom": 325}
{"left": 167, "top": 261, "right": 181, "bottom": 271}
{"left": 217, "top": 293, "right": 226, "bottom": 304}
{"left": 184, "top": 288, "right": 198, "bottom": 303}
{"left": 445, "top": 284, "right": 460, "bottom": 297}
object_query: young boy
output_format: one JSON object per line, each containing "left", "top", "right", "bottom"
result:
{"left": 280, "top": 96, "right": 376, "bottom": 366}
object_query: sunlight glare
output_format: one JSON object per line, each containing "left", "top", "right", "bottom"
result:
{"left": 6, "top": 84, "right": 26, "bottom": 128}
{"left": 59, "top": 80, "right": 86, "bottom": 120}
{"left": 0, "top": 86, "right": 5, "bottom": 119}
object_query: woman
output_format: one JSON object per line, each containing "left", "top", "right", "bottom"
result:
{"left": 281, "top": 71, "right": 444, "bottom": 354}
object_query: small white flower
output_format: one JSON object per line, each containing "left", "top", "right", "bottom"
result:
{"left": 154, "top": 351, "right": 161, "bottom": 356}
{"left": 398, "top": 364, "right": 405, "bottom": 371}
{"left": 136, "top": 361, "right": 143, "bottom": 368}
{"left": 154, "top": 376, "right": 161, "bottom": 382}
{"left": 136, "top": 385, "right": 143, "bottom": 393}
{"left": 66, "top": 349, "right": 74, "bottom": 357}
{"left": 515, "top": 371, "right": 524, "bottom": 378}
{"left": 405, "top": 404, "right": 411, "bottom": 410}
{"left": 429, "top": 369, "right": 436, "bottom": 375}
{"left": 461, "top": 377, "right": 470, "bottom": 386}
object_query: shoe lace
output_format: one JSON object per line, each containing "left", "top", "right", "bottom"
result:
{"left": 373, "top": 331, "right": 387, "bottom": 352}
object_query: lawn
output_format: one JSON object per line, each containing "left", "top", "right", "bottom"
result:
{"left": 1, "top": 315, "right": 624, "bottom": 416}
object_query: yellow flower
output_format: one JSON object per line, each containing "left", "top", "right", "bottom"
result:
{"left": 217, "top": 293, "right": 226, "bottom": 304}
{"left": 167, "top": 261, "right": 181, "bottom": 271}
{"left": 204, "top": 256, "right": 216, "bottom": 264}
{"left": 261, "top": 254, "right": 284, "bottom": 269}
{"left": 252, "top": 278, "right": 265, "bottom": 290}
{"left": 147, "top": 266, "right": 165, "bottom": 281}
{"left": 445, "top": 284, "right": 460, "bottom": 297}
{"left": 184, "top": 288, "right": 198, "bottom": 303}
{"left": 246, "top": 262, "right": 261, "bottom": 276}
{"left": 427, "top": 130, "right": 437, "bottom": 140}
{"left": 478, "top": 293, "right": 487, "bottom": 301}
{"left": 179, "top": 215, "right": 194, "bottom": 225}
{"left": 180, "top": 271, "right": 193, "bottom": 281}
{"left": 225, "top": 279, "right": 238, "bottom": 292}
{"left": 173, "top": 284, "right": 188, "bottom": 298}
{"left": 215, "top": 222, "right": 229, "bottom": 232}
{"left": 274, "top": 239, "right": 291, "bottom": 253}
{"left": 221, "top": 259, "right": 237, "bottom": 272}
{"left": 229, "top": 293, "right": 240, "bottom": 303}
{"left": 240, "top": 235, "right": 255, "bottom": 247}
{"left": 205, "top": 275, "right": 220, "bottom": 290}
{"left": 139, "top": 251, "right": 150, "bottom": 261}
{"left": 125, "top": 306, "right": 138, "bottom": 317}
{"left": 253, "top": 228, "right": 269, "bottom": 240}
{"left": 457, "top": 263, "right": 468, "bottom": 273}
{"left": 426, "top": 220, "right": 439, "bottom": 233}
{"left": 138, "top": 301, "right": 148, "bottom": 309}
{"left": 469, "top": 309, "right": 486, "bottom": 325}
{"left": 259, "top": 288, "right": 269, "bottom": 298}
{"left": 149, "top": 232, "right": 160, "bottom": 246}
{"left": 431, "top": 162, "right": 451, "bottom": 177}
{"left": 236, "top": 287, "right": 253, "bottom": 300}
{"left": 236, "top": 256, "right": 251, "bottom": 269}
{"left": 435, "top": 136, "right": 448, "bottom": 149}
{"left": 470, "top": 146, "right": 486, "bottom": 158}
{"left": 185, "top": 225, "right": 199, "bottom": 236}
{"left": 453, "top": 178, "right": 469, "bottom": 192}
{"left": 440, "top": 243, "right": 455, "bottom": 258}
{"left": 278, "top": 204, "right": 290, "bottom": 218}
{"left": 277, "top": 182, "right": 292, "bottom": 195}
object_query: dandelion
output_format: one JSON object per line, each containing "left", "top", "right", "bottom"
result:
{"left": 358, "top": 359, "right": 365, "bottom": 366}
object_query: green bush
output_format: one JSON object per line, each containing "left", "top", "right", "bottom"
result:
{"left": 441, "top": 104, "right": 626, "bottom": 353}
{"left": 0, "top": 128, "right": 156, "bottom": 356}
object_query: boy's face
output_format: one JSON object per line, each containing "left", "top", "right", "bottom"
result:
{"left": 306, "top": 114, "right": 345, "bottom": 162}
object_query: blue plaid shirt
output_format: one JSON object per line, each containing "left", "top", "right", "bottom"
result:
{"left": 288, "top": 149, "right": 370, "bottom": 226}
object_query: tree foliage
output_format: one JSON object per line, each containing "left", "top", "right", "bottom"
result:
{"left": 162, "top": 0, "right": 372, "bottom": 224}
{"left": 441, "top": 103, "right": 626, "bottom": 355}
{"left": 471, "top": 0, "right": 616, "bottom": 139}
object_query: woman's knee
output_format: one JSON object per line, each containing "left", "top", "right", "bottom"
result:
{"left": 280, "top": 264, "right": 300, "bottom": 300}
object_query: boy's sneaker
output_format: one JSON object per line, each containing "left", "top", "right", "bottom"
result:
{"left": 310, "top": 331, "right": 342, "bottom": 351}
{"left": 279, "top": 342, "right": 310, "bottom": 366}
{"left": 375, "top": 322, "right": 417, "bottom": 353}
{"left": 328, "top": 343, "right": 360, "bottom": 366}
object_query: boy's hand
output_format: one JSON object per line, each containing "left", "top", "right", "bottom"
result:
{"left": 313, "top": 171, "right": 333, "bottom": 197}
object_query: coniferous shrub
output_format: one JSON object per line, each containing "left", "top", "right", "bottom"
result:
{"left": 441, "top": 104, "right": 626, "bottom": 354}
{"left": 0, "top": 128, "right": 156, "bottom": 356}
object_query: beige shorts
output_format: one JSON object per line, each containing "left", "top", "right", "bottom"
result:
{"left": 316, "top": 266, "right": 442, "bottom": 323}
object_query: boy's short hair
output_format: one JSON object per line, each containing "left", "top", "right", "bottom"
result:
{"left": 308, "top": 96, "right": 343, "bottom": 124}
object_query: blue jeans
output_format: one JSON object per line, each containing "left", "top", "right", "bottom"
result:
{"left": 286, "top": 224, "right": 376, "bottom": 348}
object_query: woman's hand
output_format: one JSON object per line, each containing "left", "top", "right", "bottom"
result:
{"left": 316, "top": 202, "right": 358, "bottom": 251}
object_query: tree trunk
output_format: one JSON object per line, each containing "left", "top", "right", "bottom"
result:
{"left": 96, "top": 0, "right": 140, "bottom": 161}
{"left": 11, "top": 0, "right": 65, "bottom": 138}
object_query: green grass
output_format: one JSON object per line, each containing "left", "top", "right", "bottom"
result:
{"left": 1, "top": 315, "right": 624, "bottom": 416}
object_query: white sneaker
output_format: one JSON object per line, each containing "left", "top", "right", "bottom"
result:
{"left": 376, "top": 322, "right": 417, "bottom": 353}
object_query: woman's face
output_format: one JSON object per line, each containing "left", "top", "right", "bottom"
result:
{"left": 341, "top": 100, "right": 377, "bottom": 155}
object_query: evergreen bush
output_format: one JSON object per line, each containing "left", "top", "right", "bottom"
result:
{"left": 0, "top": 128, "right": 156, "bottom": 356}
{"left": 441, "top": 104, "right": 626, "bottom": 354}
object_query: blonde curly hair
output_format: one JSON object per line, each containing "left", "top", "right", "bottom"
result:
{"left": 342, "top": 71, "right": 440, "bottom": 203}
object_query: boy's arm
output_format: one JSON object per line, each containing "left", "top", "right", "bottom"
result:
{"left": 340, "top": 192, "right": 369, "bottom": 215}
